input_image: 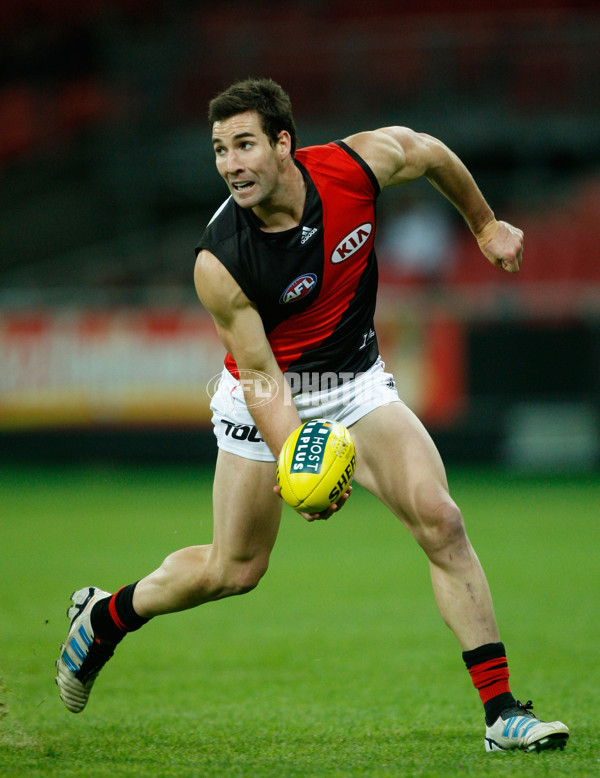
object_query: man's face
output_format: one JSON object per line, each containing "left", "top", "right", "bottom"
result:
{"left": 212, "top": 111, "right": 283, "bottom": 209}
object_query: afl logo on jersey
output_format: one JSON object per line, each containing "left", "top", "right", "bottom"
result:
{"left": 330, "top": 223, "right": 373, "bottom": 264}
{"left": 279, "top": 273, "right": 317, "bottom": 304}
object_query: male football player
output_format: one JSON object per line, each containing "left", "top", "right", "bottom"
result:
{"left": 56, "top": 78, "right": 568, "bottom": 753}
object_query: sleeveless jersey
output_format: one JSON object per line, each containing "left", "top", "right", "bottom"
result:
{"left": 196, "top": 141, "right": 380, "bottom": 380}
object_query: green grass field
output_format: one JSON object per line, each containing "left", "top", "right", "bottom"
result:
{"left": 1, "top": 463, "right": 598, "bottom": 776}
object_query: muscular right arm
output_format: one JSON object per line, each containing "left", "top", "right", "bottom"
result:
{"left": 194, "top": 250, "right": 301, "bottom": 459}
{"left": 345, "top": 127, "right": 523, "bottom": 274}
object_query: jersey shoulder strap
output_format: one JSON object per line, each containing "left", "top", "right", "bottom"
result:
{"left": 295, "top": 140, "right": 380, "bottom": 199}
{"left": 195, "top": 195, "right": 257, "bottom": 301}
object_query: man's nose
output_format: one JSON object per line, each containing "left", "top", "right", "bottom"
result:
{"left": 224, "top": 149, "right": 242, "bottom": 173}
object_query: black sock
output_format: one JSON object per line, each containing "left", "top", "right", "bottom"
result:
{"left": 484, "top": 692, "right": 518, "bottom": 725}
{"left": 90, "top": 582, "right": 150, "bottom": 644}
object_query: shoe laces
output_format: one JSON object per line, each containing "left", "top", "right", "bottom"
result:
{"left": 503, "top": 699, "right": 535, "bottom": 719}
{"left": 516, "top": 700, "right": 534, "bottom": 714}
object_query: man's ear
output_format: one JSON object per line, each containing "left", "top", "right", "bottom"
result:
{"left": 277, "top": 130, "right": 292, "bottom": 160}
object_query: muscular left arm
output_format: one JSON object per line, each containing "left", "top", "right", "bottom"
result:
{"left": 345, "top": 127, "right": 523, "bottom": 273}
{"left": 194, "top": 249, "right": 349, "bottom": 521}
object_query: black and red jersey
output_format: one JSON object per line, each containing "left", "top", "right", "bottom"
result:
{"left": 196, "top": 140, "right": 380, "bottom": 378}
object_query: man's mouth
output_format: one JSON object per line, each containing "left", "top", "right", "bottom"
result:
{"left": 232, "top": 181, "right": 254, "bottom": 192}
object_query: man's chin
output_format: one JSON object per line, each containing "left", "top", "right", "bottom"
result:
{"left": 231, "top": 186, "right": 258, "bottom": 207}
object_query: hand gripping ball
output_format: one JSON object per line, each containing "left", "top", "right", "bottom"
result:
{"left": 276, "top": 419, "right": 356, "bottom": 514}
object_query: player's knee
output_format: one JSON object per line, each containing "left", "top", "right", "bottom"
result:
{"left": 415, "top": 499, "right": 466, "bottom": 557}
{"left": 230, "top": 559, "right": 268, "bottom": 595}
{"left": 218, "top": 554, "right": 270, "bottom": 597}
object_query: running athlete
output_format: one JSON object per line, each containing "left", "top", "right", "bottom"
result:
{"left": 56, "top": 78, "right": 569, "bottom": 753}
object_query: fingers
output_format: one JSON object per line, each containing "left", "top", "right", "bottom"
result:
{"left": 274, "top": 483, "right": 353, "bottom": 522}
{"left": 502, "top": 240, "right": 523, "bottom": 273}
{"left": 303, "top": 485, "right": 353, "bottom": 522}
{"left": 499, "top": 248, "right": 522, "bottom": 273}
{"left": 486, "top": 221, "right": 524, "bottom": 273}
{"left": 304, "top": 505, "right": 337, "bottom": 522}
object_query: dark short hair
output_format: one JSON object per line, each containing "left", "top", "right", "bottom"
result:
{"left": 208, "top": 78, "right": 298, "bottom": 156}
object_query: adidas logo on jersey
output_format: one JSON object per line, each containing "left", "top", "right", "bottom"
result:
{"left": 301, "top": 226, "right": 318, "bottom": 245}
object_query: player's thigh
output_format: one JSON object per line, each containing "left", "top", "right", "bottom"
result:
{"left": 350, "top": 402, "right": 453, "bottom": 528}
{"left": 211, "top": 449, "right": 282, "bottom": 564}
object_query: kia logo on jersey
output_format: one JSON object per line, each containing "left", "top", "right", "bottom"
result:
{"left": 330, "top": 223, "right": 373, "bottom": 264}
{"left": 279, "top": 273, "right": 318, "bottom": 304}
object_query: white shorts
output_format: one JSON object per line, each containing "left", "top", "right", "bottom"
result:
{"left": 209, "top": 356, "right": 402, "bottom": 461}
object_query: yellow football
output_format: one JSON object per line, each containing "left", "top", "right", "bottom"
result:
{"left": 276, "top": 418, "right": 356, "bottom": 514}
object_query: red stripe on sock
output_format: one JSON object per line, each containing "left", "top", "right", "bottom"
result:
{"left": 108, "top": 588, "right": 127, "bottom": 632}
{"left": 468, "top": 657, "right": 511, "bottom": 704}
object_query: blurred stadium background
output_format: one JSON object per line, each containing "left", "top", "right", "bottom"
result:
{"left": 1, "top": 0, "right": 599, "bottom": 471}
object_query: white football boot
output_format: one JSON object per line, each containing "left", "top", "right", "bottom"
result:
{"left": 485, "top": 699, "right": 569, "bottom": 752}
{"left": 55, "top": 587, "right": 115, "bottom": 713}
